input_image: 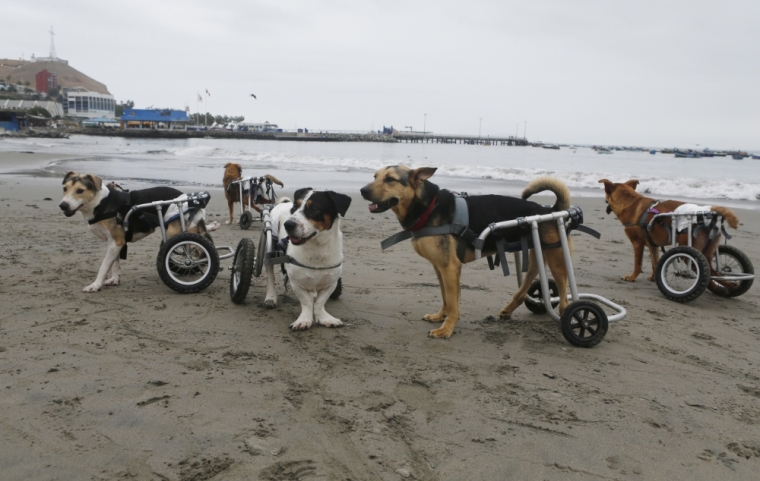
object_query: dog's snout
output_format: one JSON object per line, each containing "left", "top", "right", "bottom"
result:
{"left": 360, "top": 186, "right": 371, "bottom": 199}
{"left": 59, "top": 202, "right": 69, "bottom": 211}
{"left": 284, "top": 219, "right": 297, "bottom": 232}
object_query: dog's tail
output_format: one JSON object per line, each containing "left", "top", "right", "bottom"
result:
{"left": 709, "top": 206, "right": 739, "bottom": 229}
{"left": 521, "top": 176, "right": 571, "bottom": 211}
{"left": 265, "top": 174, "right": 284, "bottom": 188}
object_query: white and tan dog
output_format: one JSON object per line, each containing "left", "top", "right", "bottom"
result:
{"left": 264, "top": 188, "right": 351, "bottom": 330}
{"left": 59, "top": 172, "right": 213, "bottom": 292}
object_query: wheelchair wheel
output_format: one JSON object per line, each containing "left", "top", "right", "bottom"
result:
{"left": 655, "top": 246, "right": 710, "bottom": 302}
{"left": 329, "top": 278, "right": 343, "bottom": 300}
{"left": 239, "top": 210, "right": 253, "bottom": 230}
{"left": 524, "top": 278, "right": 559, "bottom": 314}
{"left": 157, "top": 232, "right": 219, "bottom": 293}
{"left": 230, "top": 237, "right": 255, "bottom": 304}
{"left": 560, "top": 300, "right": 608, "bottom": 348}
{"left": 253, "top": 228, "right": 271, "bottom": 278}
{"left": 708, "top": 244, "right": 754, "bottom": 298}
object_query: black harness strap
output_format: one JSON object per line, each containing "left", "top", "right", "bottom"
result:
{"left": 270, "top": 236, "right": 342, "bottom": 270}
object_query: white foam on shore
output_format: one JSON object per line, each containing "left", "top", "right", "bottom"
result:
{"left": 3, "top": 136, "right": 759, "bottom": 202}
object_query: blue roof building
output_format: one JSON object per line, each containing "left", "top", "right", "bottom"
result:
{"left": 120, "top": 108, "right": 189, "bottom": 129}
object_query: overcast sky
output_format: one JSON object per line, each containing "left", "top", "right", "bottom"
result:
{"left": 3, "top": 1, "right": 759, "bottom": 148}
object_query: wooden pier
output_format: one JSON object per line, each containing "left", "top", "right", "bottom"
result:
{"left": 393, "top": 132, "right": 529, "bottom": 146}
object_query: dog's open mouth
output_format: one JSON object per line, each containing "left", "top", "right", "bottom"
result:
{"left": 288, "top": 232, "right": 317, "bottom": 246}
{"left": 63, "top": 205, "right": 83, "bottom": 217}
{"left": 368, "top": 198, "right": 398, "bottom": 213}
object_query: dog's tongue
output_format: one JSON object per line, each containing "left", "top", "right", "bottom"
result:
{"left": 288, "top": 235, "right": 302, "bottom": 244}
{"left": 368, "top": 203, "right": 379, "bottom": 212}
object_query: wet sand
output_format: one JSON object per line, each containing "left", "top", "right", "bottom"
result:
{"left": 1, "top": 171, "right": 759, "bottom": 480}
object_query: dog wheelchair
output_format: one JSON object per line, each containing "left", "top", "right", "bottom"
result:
{"left": 123, "top": 192, "right": 233, "bottom": 293}
{"left": 228, "top": 176, "right": 280, "bottom": 230}
{"left": 474, "top": 207, "right": 627, "bottom": 348}
{"left": 643, "top": 211, "right": 755, "bottom": 302}
{"left": 228, "top": 204, "right": 342, "bottom": 303}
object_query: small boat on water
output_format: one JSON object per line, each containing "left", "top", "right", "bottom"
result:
{"left": 542, "top": 144, "right": 560, "bottom": 150}
{"left": 674, "top": 150, "right": 701, "bottom": 158}
{"left": 732, "top": 154, "right": 745, "bottom": 160}
{"left": 597, "top": 149, "right": 613, "bottom": 154}
{"left": 649, "top": 149, "right": 657, "bottom": 154}
{"left": 751, "top": 154, "right": 760, "bottom": 160}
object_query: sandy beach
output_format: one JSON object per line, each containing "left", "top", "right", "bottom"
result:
{"left": 1, "top": 159, "right": 759, "bottom": 480}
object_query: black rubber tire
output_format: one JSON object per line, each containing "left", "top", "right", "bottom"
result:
{"left": 157, "top": 232, "right": 219, "bottom": 293}
{"left": 329, "top": 278, "right": 342, "bottom": 300}
{"left": 708, "top": 244, "right": 754, "bottom": 298}
{"left": 524, "top": 278, "right": 560, "bottom": 314}
{"left": 230, "top": 237, "right": 255, "bottom": 304}
{"left": 655, "top": 246, "right": 710, "bottom": 302}
{"left": 239, "top": 211, "right": 253, "bottom": 230}
{"left": 560, "top": 300, "right": 609, "bottom": 348}
{"left": 253, "top": 228, "right": 269, "bottom": 278}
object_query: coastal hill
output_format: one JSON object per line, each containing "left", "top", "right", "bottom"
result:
{"left": 0, "top": 59, "right": 110, "bottom": 94}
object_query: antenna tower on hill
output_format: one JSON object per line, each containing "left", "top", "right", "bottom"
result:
{"left": 49, "top": 26, "right": 57, "bottom": 58}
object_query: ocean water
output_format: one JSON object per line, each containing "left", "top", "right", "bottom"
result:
{"left": 2, "top": 135, "right": 759, "bottom": 205}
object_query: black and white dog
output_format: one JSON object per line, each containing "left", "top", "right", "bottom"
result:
{"left": 264, "top": 188, "right": 351, "bottom": 330}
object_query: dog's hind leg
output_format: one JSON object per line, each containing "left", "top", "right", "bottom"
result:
{"left": 226, "top": 198, "right": 235, "bottom": 225}
{"left": 499, "top": 250, "right": 541, "bottom": 319}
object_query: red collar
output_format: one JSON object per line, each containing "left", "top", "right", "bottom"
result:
{"left": 409, "top": 196, "right": 437, "bottom": 232}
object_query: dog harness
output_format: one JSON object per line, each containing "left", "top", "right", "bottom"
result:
{"left": 381, "top": 195, "right": 600, "bottom": 277}
{"left": 268, "top": 236, "right": 343, "bottom": 270}
{"left": 623, "top": 201, "right": 731, "bottom": 248}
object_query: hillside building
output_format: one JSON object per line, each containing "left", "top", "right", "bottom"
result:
{"left": 35, "top": 69, "right": 58, "bottom": 93}
{"left": 64, "top": 87, "right": 115, "bottom": 119}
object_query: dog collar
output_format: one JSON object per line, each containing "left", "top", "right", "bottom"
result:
{"left": 409, "top": 196, "right": 437, "bottom": 232}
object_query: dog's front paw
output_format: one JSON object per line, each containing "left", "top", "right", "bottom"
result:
{"left": 264, "top": 297, "right": 277, "bottom": 309}
{"left": 224, "top": 220, "right": 232, "bottom": 225}
{"left": 82, "top": 283, "right": 102, "bottom": 293}
{"left": 498, "top": 312, "right": 511, "bottom": 320}
{"left": 647, "top": 274, "right": 655, "bottom": 282}
{"left": 103, "top": 277, "right": 120, "bottom": 286}
{"left": 423, "top": 312, "right": 446, "bottom": 322}
{"left": 622, "top": 275, "right": 637, "bottom": 282}
{"left": 290, "top": 315, "right": 313, "bottom": 331}
{"left": 428, "top": 327, "right": 453, "bottom": 339}
{"left": 316, "top": 314, "right": 343, "bottom": 328}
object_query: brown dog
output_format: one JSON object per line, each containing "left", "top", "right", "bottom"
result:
{"left": 599, "top": 179, "right": 738, "bottom": 282}
{"left": 361, "top": 166, "right": 574, "bottom": 339}
{"left": 223, "top": 162, "right": 283, "bottom": 224}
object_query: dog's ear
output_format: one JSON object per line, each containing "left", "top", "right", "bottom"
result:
{"left": 598, "top": 179, "right": 615, "bottom": 195}
{"left": 326, "top": 191, "right": 352, "bottom": 217}
{"left": 224, "top": 162, "right": 232, "bottom": 169}
{"left": 625, "top": 179, "right": 640, "bottom": 191}
{"left": 409, "top": 167, "right": 437, "bottom": 187}
{"left": 82, "top": 174, "right": 103, "bottom": 191}
{"left": 293, "top": 188, "right": 312, "bottom": 203}
{"left": 63, "top": 171, "right": 78, "bottom": 184}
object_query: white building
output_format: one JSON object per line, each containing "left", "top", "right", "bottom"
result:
{"left": 64, "top": 88, "right": 115, "bottom": 119}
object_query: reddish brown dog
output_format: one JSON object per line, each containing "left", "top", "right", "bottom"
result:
{"left": 599, "top": 179, "right": 738, "bottom": 282}
{"left": 223, "top": 163, "right": 283, "bottom": 224}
